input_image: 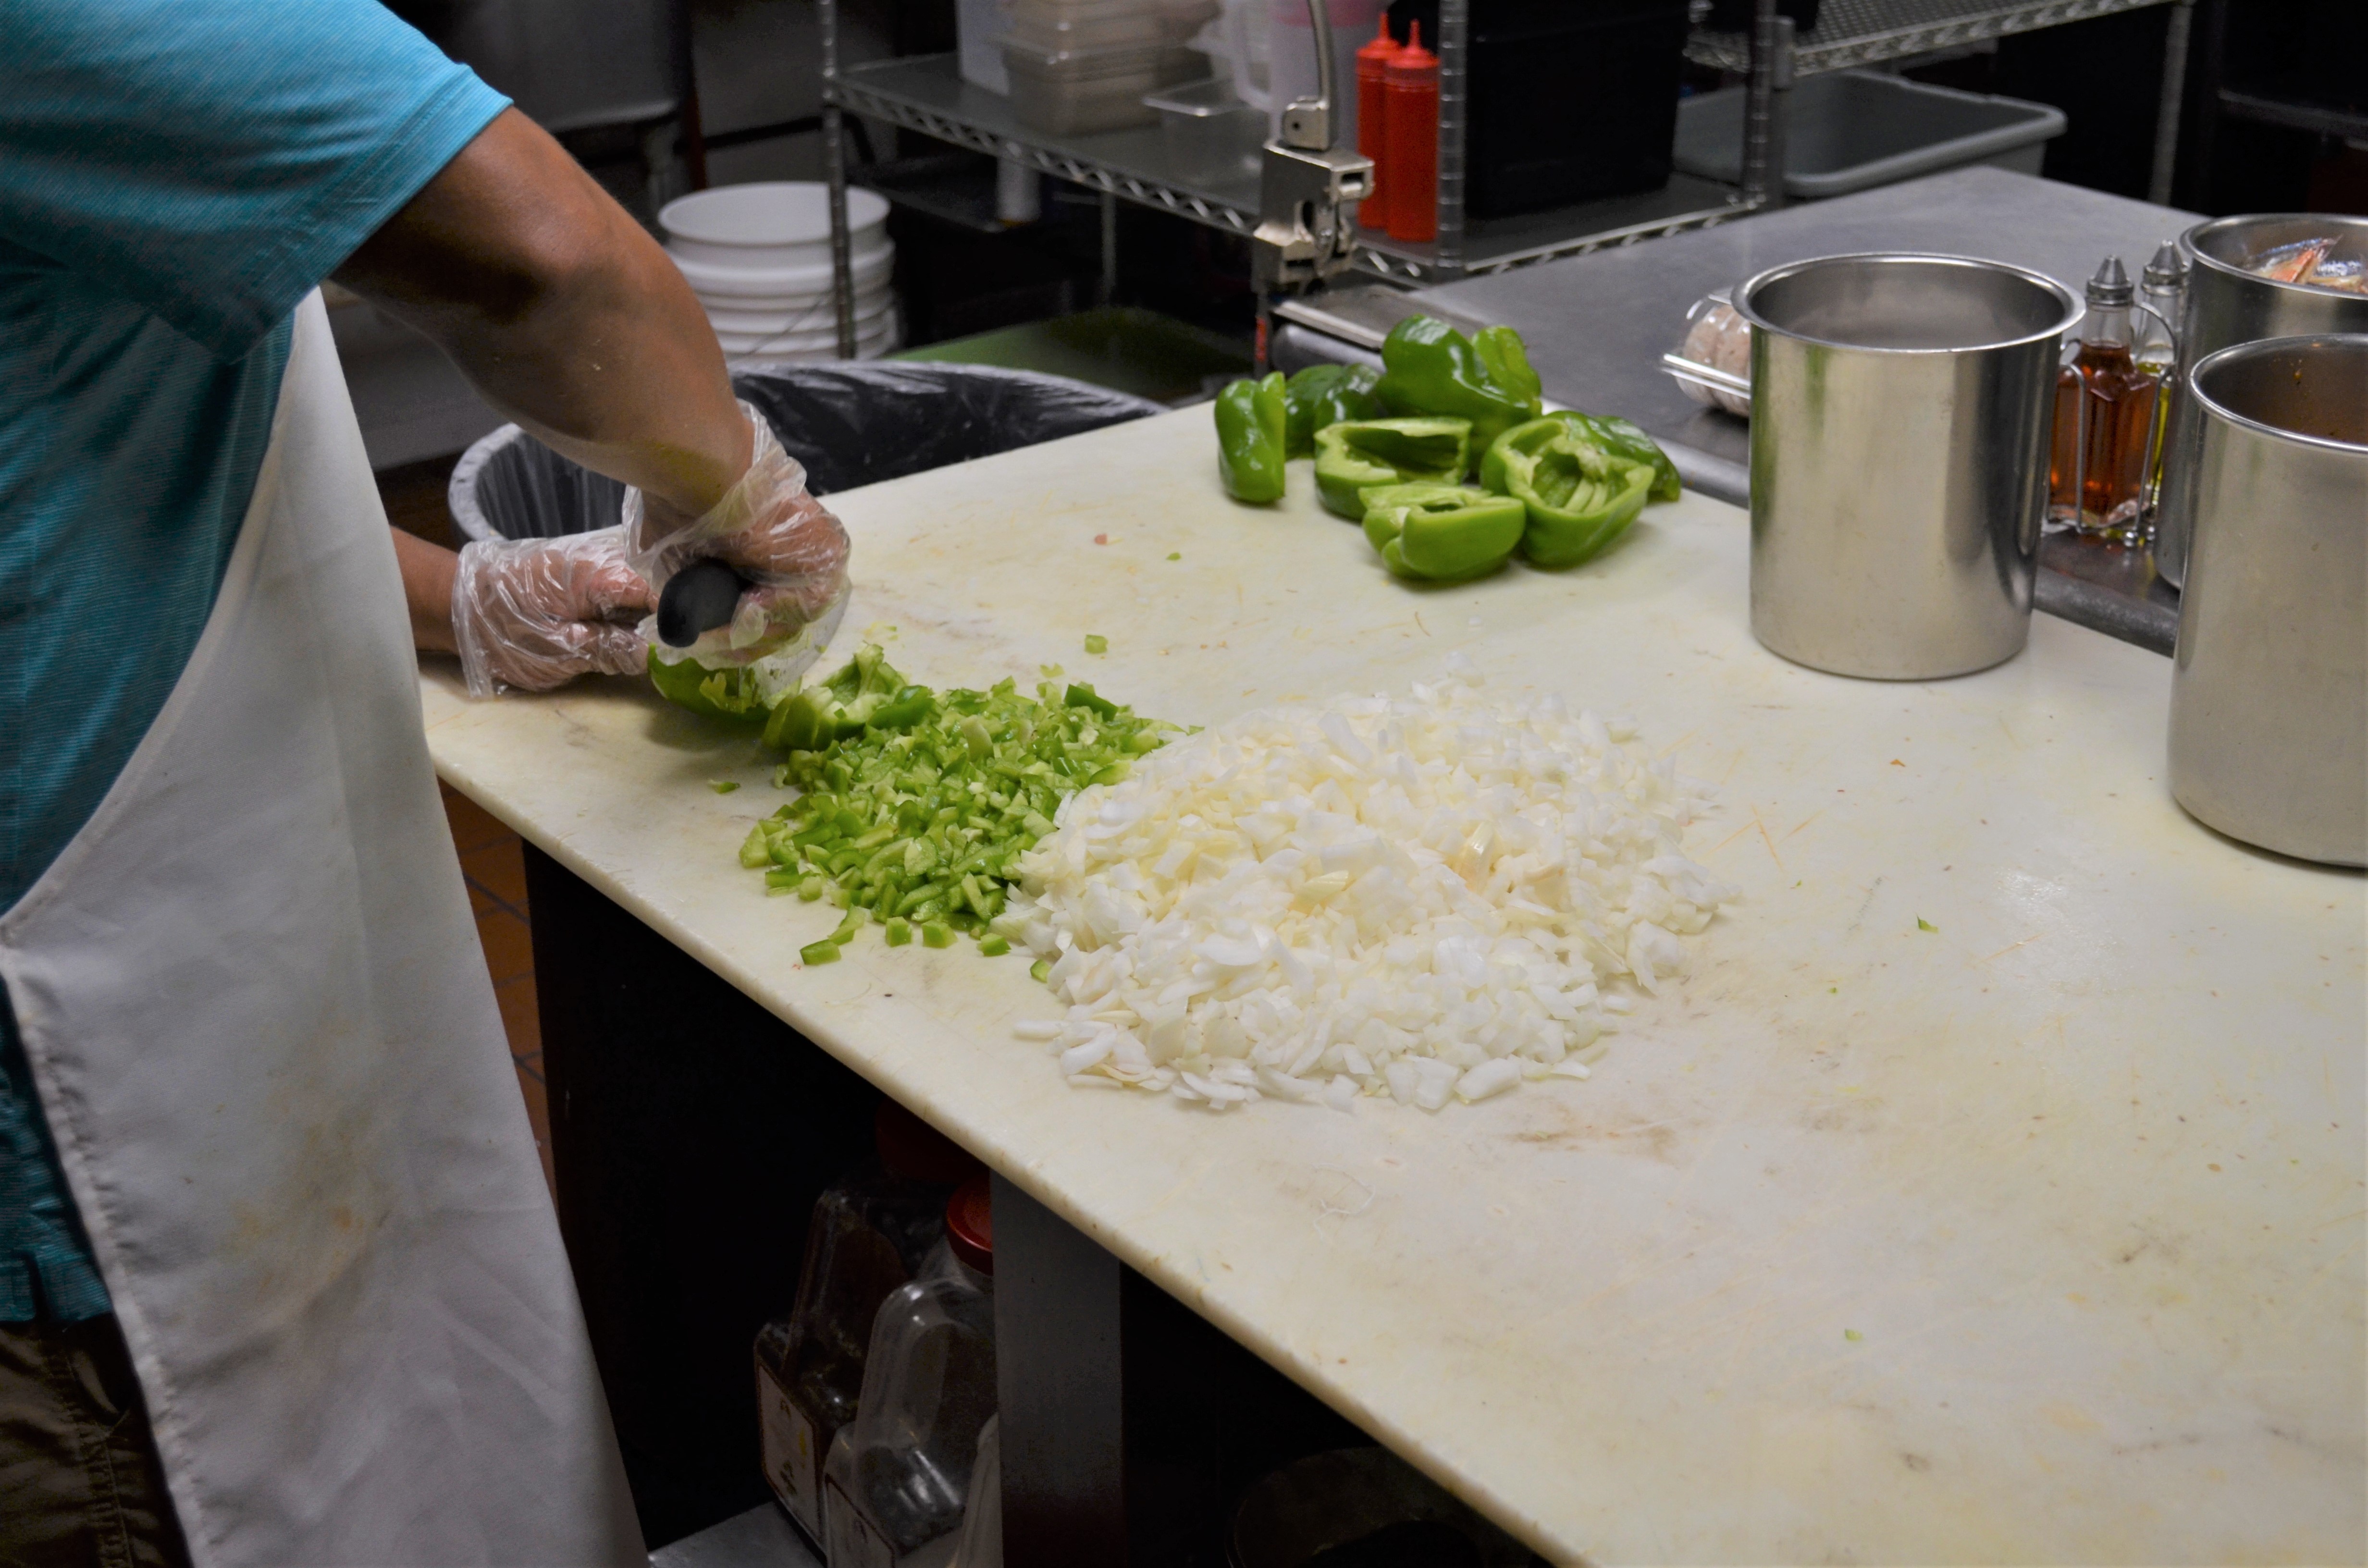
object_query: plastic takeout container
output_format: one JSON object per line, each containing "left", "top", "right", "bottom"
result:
{"left": 659, "top": 183, "right": 889, "bottom": 268}
{"left": 1002, "top": 39, "right": 1201, "bottom": 134}
{"left": 1144, "top": 76, "right": 1265, "bottom": 187}
{"left": 1007, "top": 0, "right": 1172, "bottom": 52}
{"left": 1663, "top": 289, "right": 1753, "bottom": 416}
{"left": 1673, "top": 71, "right": 2064, "bottom": 199}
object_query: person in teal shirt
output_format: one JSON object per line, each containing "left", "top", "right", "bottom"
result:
{"left": 1, "top": 2, "right": 849, "bottom": 1558}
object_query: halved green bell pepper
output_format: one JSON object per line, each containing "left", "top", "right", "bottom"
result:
{"left": 1215, "top": 372, "right": 1288, "bottom": 503}
{"left": 648, "top": 651, "right": 769, "bottom": 724}
{"left": 1358, "top": 483, "right": 1528, "bottom": 582}
{"left": 1373, "top": 316, "right": 1544, "bottom": 464}
{"left": 1558, "top": 410, "right": 1680, "bottom": 502}
{"left": 1283, "top": 363, "right": 1386, "bottom": 457}
{"left": 1313, "top": 417, "right": 1472, "bottom": 518}
{"left": 1481, "top": 416, "right": 1658, "bottom": 568}
{"left": 762, "top": 643, "right": 910, "bottom": 752}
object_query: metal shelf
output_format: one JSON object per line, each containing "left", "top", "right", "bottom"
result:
{"left": 827, "top": 54, "right": 1747, "bottom": 282}
{"left": 2216, "top": 87, "right": 2368, "bottom": 143}
{"left": 1684, "top": 0, "right": 2174, "bottom": 75}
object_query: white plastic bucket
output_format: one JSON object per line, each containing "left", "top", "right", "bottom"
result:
{"left": 669, "top": 243, "right": 894, "bottom": 299}
{"left": 703, "top": 291, "right": 893, "bottom": 337}
{"left": 659, "top": 183, "right": 889, "bottom": 268}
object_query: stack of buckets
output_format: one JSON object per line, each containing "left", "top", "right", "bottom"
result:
{"left": 657, "top": 183, "right": 899, "bottom": 363}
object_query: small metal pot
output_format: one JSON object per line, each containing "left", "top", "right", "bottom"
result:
{"left": 1736, "top": 253, "right": 2081, "bottom": 679}
{"left": 2168, "top": 334, "right": 2368, "bottom": 866}
{"left": 2155, "top": 214, "right": 2368, "bottom": 588}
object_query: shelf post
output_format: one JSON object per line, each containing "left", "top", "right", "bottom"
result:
{"left": 1099, "top": 190, "right": 1119, "bottom": 308}
{"left": 2147, "top": 0, "right": 2196, "bottom": 207}
{"left": 1435, "top": 0, "right": 1469, "bottom": 277}
{"left": 819, "top": 0, "right": 858, "bottom": 360}
{"left": 1740, "top": 1, "right": 1794, "bottom": 213}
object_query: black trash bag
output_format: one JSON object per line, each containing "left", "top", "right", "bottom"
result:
{"left": 450, "top": 362, "right": 1164, "bottom": 543}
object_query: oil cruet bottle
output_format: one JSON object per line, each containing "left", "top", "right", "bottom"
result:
{"left": 821, "top": 1174, "right": 998, "bottom": 1568}
{"left": 753, "top": 1102, "right": 977, "bottom": 1547}
{"left": 2136, "top": 239, "right": 2189, "bottom": 517}
{"left": 2048, "top": 255, "right": 2174, "bottom": 543}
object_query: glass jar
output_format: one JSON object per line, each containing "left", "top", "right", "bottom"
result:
{"left": 821, "top": 1176, "right": 998, "bottom": 1568}
{"left": 753, "top": 1102, "right": 978, "bottom": 1544}
{"left": 2048, "top": 255, "right": 2175, "bottom": 544}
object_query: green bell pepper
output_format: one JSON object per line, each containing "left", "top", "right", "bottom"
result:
{"left": 762, "top": 643, "right": 910, "bottom": 752}
{"left": 648, "top": 651, "right": 769, "bottom": 724}
{"left": 1481, "top": 416, "right": 1658, "bottom": 568}
{"left": 1215, "top": 372, "right": 1288, "bottom": 503}
{"left": 1358, "top": 483, "right": 1528, "bottom": 582}
{"left": 1556, "top": 410, "right": 1680, "bottom": 502}
{"left": 1282, "top": 363, "right": 1386, "bottom": 458}
{"left": 1313, "top": 417, "right": 1472, "bottom": 518}
{"left": 1373, "top": 316, "right": 1544, "bottom": 463}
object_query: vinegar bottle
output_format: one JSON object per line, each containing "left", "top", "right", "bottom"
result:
{"left": 2047, "top": 257, "right": 2169, "bottom": 544}
{"left": 1355, "top": 16, "right": 1400, "bottom": 233}
{"left": 1383, "top": 20, "right": 1437, "bottom": 244}
{"left": 2136, "top": 239, "right": 2188, "bottom": 524}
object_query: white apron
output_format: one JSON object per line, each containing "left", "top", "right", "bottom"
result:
{"left": 0, "top": 295, "right": 644, "bottom": 1568}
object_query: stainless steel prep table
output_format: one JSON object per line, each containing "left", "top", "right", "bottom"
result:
{"left": 1276, "top": 166, "right": 2195, "bottom": 653}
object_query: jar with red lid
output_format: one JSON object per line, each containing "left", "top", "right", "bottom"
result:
{"left": 752, "top": 1102, "right": 979, "bottom": 1546}
{"left": 821, "top": 1174, "right": 999, "bottom": 1568}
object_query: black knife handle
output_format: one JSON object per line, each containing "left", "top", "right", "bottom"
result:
{"left": 656, "top": 559, "right": 752, "bottom": 649}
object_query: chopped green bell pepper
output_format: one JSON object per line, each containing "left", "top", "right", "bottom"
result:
{"left": 1215, "top": 372, "right": 1288, "bottom": 503}
{"left": 1282, "top": 363, "right": 1386, "bottom": 457}
{"left": 1373, "top": 316, "right": 1543, "bottom": 464}
{"left": 1481, "top": 416, "right": 1659, "bottom": 568}
{"left": 762, "top": 643, "right": 910, "bottom": 752}
{"left": 1358, "top": 483, "right": 1527, "bottom": 582}
{"left": 1313, "top": 417, "right": 1472, "bottom": 518}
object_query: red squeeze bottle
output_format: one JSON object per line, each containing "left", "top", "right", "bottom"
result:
{"left": 1355, "top": 16, "right": 1401, "bottom": 233}
{"left": 1385, "top": 19, "right": 1438, "bottom": 244}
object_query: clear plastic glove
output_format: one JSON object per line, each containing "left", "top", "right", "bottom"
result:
{"left": 623, "top": 402, "right": 851, "bottom": 670}
{"left": 452, "top": 526, "right": 654, "bottom": 698}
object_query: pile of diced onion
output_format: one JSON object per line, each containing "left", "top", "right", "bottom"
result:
{"left": 999, "top": 656, "right": 1736, "bottom": 1111}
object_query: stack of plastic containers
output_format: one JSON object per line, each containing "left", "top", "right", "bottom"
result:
{"left": 1000, "top": 0, "right": 1215, "bottom": 135}
{"left": 657, "top": 182, "right": 899, "bottom": 363}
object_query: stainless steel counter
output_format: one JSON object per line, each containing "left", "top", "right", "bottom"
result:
{"left": 1275, "top": 167, "right": 2194, "bottom": 653}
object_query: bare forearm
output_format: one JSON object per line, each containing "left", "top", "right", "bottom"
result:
{"left": 393, "top": 527, "right": 459, "bottom": 653}
{"left": 334, "top": 109, "right": 748, "bottom": 519}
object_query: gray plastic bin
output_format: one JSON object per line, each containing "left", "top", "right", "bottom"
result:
{"left": 1672, "top": 71, "right": 2066, "bottom": 200}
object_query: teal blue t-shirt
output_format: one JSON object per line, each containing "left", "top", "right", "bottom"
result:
{"left": 0, "top": 0, "right": 509, "bottom": 1321}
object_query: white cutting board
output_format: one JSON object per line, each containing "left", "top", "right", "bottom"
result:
{"left": 421, "top": 407, "right": 2364, "bottom": 1565}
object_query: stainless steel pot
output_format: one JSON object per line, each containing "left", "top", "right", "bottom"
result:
{"left": 2155, "top": 214, "right": 2368, "bottom": 588}
{"left": 2168, "top": 334, "right": 2368, "bottom": 866}
{"left": 1736, "top": 253, "right": 2081, "bottom": 679}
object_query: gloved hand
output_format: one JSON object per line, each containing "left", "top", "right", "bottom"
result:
{"left": 623, "top": 403, "right": 851, "bottom": 669}
{"left": 452, "top": 526, "right": 654, "bottom": 698}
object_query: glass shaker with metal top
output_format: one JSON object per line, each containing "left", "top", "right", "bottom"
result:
{"left": 2047, "top": 256, "right": 2175, "bottom": 544}
{"left": 2136, "top": 240, "right": 2189, "bottom": 521}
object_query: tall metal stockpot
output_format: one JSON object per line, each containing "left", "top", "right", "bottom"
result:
{"left": 2168, "top": 333, "right": 2368, "bottom": 867}
{"left": 1736, "top": 253, "right": 2081, "bottom": 680}
{"left": 2155, "top": 214, "right": 2368, "bottom": 588}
